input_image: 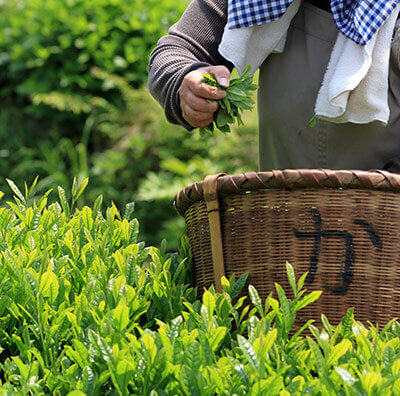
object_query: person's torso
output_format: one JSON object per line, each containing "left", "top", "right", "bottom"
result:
{"left": 257, "top": 0, "right": 400, "bottom": 171}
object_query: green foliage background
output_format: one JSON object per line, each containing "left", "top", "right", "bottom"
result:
{"left": 0, "top": 0, "right": 258, "bottom": 248}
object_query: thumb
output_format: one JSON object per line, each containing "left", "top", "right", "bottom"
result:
{"left": 207, "top": 65, "right": 231, "bottom": 88}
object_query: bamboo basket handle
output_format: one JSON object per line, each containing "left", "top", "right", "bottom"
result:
{"left": 203, "top": 173, "right": 226, "bottom": 292}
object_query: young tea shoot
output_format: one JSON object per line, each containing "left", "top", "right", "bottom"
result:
{"left": 199, "top": 65, "right": 257, "bottom": 136}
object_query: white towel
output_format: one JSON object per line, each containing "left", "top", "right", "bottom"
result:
{"left": 316, "top": 4, "right": 400, "bottom": 125}
{"left": 218, "top": 0, "right": 301, "bottom": 74}
{"left": 218, "top": 1, "right": 400, "bottom": 126}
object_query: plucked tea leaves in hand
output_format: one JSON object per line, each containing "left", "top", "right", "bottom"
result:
{"left": 199, "top": 65, "right": 257, "bottom": 136}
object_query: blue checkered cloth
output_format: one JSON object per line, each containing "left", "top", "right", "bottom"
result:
{"left": 227, "top": 0, "right": 399, "bottom": 45}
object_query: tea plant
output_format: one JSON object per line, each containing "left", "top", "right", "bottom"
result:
{"left": 0, "top": 69, "right": 258, "bottom": 249}
{"left": 200, "top": 65, "right": 257, "bottom": 136}
{"left": 1, "top": 179, "right": 400, "bottom": 394}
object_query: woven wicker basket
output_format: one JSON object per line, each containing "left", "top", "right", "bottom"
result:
{"left": 174, "top": 169, "right": 400, "bottom": 327}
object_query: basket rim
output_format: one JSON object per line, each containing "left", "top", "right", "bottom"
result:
{"left": 173, "top": 169, "right": 400, "bottom": 216}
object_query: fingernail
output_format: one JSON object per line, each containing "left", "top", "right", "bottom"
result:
{"left": 220, "top": 78, "right": 228, "bottom": 86}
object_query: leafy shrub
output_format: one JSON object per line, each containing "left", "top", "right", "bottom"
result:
{"left": 0, "top": 0, "right": 191, "bottom": 151}
{"left": 0, "top": 0, "right": 259, "bottom": 247}
{"left": 0, "top": 0, "right": 186, "bottom": 99}
{"left": 0, "top": 69, "right": 258, "bottom": 248}
{"left": 0, "top": 0, "right": 188, "bottom": 157}
{"left": 1, "top": 180, "right": 400, "bottom": 394}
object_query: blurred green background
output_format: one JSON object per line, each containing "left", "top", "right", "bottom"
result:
{"left": 0, "top": 0, "right": 258, "bottom": 248}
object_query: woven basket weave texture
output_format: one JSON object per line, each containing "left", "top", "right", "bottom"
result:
{"left": 175, "top": 170, "right": 400, "bottom": 327}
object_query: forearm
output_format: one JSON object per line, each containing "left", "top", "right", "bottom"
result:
{"left": 148, "top": 0, "right": 233, "bottom": 129}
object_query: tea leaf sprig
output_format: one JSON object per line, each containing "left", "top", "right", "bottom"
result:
{"left": 199, "top": 65, "right": 257, "bottom": 136}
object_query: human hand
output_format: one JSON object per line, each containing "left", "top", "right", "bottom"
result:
{"left": 179, "top": 65, "right": 231, "bottom": 128}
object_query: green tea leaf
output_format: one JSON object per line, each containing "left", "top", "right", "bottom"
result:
{"left": 286, "top": 262, "right": 297, "bottom": 295}
{"left": 65, "top": 345, "right": 86, "bottom": 369}
{"left": 295, "top": 291, "right": 322, "bottom": 312}
{"left": 231, "top": 272, "right": 248, "bottom": 299}
{"left": 309, "top": 115, "right": 317, "bottom": 128}
{"left": 222, "top": 97, "right": 231, "bottom": 114}
{"left": 335, "top": 367, "right": 358, "bottom": 386}
{"left": 82, "top": 206, "right": 93, "bottom": 230}
{"left": 58, "top": 186, "right": 70, "bottom": 217}
{"left": 341, "top": 307, "right": 354, "bottom": 338}
{"left": 141, "top": 333, "right": 157, "bottom": 363}
{"left": 202, "top": 290, "right": 215, "bottom": 318}
{"left": 73, "top": 339, "right": 89, "bottom": 367}
{"left": 200, "top": 65, "right": 256, "bottom": 134}
{"left": 383, "top": 346, "right": 396, "bottom": 368}
{"left": 181, "top": 365, "right": 201, "bottom": 396}
{"left": 6, "top": 179, "right": 26, "bottom": 205}
{"left": 11, "top": 356, "right": 30, "bottom": 380}
{"left": 123, "top": 202, "right": 135, "bottom": 221}
{"left": 216, "top": 109, "right": 233, "bottom": 128}
{"left": 39, "top": 270, "right": 59, "bottom": 303}
{"left": 275, "top": 283, "right": 292, "bottom": 329}
{"left": 254, "top": 328, "right": 277, "bottom": 358}
{"left": 113, "top": 302, "right": 130, "bottom": 331}
{"left": 184, "top": 341, "right": 201, "bottom": 371}
{"left": 209, "top": 327, "right": 227, "bottom": 352}
{"left": 394, "top": 378, "right": 400, "bottom": 395}
{"left": 363, "top": 372, "right": 381, "bottom": 393}
{"left": 96, "top": 334, "right": 113, "bottom": 364}
{"left": 242, "top": 64, "right": 251, "bottom": 76}
{"left": 308, "top": 337, "right": 325, "bottom": 372}
{"left": 116, "top": 359, "right": 135, "bottom": 391}
{"left": 326, "top": 339, "right": 351, "bottom": 366}
{"left": 82, "top": 365, "right": 95, "bottom": 395}
{"left": 321, "top": 314, "right": 333, "bottom": 337}
{"left": 27, "top": 175, "right": 39, "bottom": 199}
{"left": 67, "top": 391, "right": 87, "bottom": 396}
{"left": 93, "top": 194, "right": 103, "bottom": 218}
{"left": 72, "top": 177, "right": 78, "bottom": 197}
{"left": 72, "top": 177, "right": 89, "bottom": 205}
{"left": 249, "top": 285, "right": 263, "bottom": 317}
{"left": 238, "top": 335, "right": 260, "bottom": 372}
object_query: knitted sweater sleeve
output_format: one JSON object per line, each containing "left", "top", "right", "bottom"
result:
{"left": 147, "top": 0, "right": 233, "bottom": 130}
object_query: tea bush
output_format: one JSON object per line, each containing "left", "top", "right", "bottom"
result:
{"left": 0, "top": 0, "right": 189, "bottom": 161}
{"left": 0, "top": 69, "right": 258, "bottom": 248}
{"left": 0, "top": 0, "right": 186, "bottom": 101}
{"left": 0, "top": 0, "right": 259, "bottom": 247}
{"left": 1, "top": 180, "right": 400, "bottom": 394}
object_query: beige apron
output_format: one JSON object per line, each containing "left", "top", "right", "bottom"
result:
{"left": 258, "top": 1, "right": 400, "bottom": 171}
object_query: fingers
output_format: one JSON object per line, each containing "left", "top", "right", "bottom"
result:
{"left": 185, "top": 91, "right": 219, "bottom": 113}
{"left": 180, "top": 92, "right": 215, "bottom": 127}
{"left": 191, "top": 83, "right": 225, "bottom": 100}
{"left": 181, "top": 106, "right": 214, "bottom": 128}
{"left": 185, "top": 70, "right": 226, "bottom": 100}
{"left": 179, "top": 65, "right": 231, "bottom": 128}
{"left": 207, "top": 65, "right": 231, "bottom": 88}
